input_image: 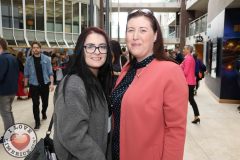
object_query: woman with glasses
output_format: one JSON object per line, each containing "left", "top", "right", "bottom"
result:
{"left": 111, "top": 9, "right": 188, "bottom": 160}
{"left": 53, "top": 27, "right": 112, "bottom": 160}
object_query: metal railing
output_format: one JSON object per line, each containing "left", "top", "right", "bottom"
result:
{"left": 187, "top": 13, "right": 207, "bottom": 37}
{"left": 161, "top": 25, "right": 179, "bottom": 39}
{"left": 2, "top": 27, "right": 78, "bottom": 48}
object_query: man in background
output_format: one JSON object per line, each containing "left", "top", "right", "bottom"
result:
{"left": 0, "top": 38, "right": 19, "bottom": 143}
{"left": 175, "top": 46, "right": 184, "bottom": 64}
{"left": 24, "top": 41, "right": 54, "bottom": 130}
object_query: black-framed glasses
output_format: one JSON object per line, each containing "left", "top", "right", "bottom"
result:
{"left": 129, "top": 9, "right": 153, "bottom": 15}
{"left": 84, "top": 44, "right": 107, "bottom": 54}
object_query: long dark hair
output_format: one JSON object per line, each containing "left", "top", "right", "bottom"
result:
{"left": 110, "top": 40, "right": 123, "bottom": 65}
{"left": 63, "top": 27, "right": 113, "bottom": 108}
{"left": 126, "top": 9, "right": 175, "bottom": 63}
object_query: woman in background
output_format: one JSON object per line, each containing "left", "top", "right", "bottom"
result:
{"left": 16, "top": 51, "right": 28, "bottom": 100}
{"left": 110, "top": 40, "right": 127, "bottom": 87}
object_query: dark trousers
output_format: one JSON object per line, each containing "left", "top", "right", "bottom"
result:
{"left": 196, "top": 78, "right": 200, "bottom": 90}
{"left": 188, "top": 85, "right": 200, "bottom": 116}
{"left": 30, "top": 84, "right": 49, "bottom": 123}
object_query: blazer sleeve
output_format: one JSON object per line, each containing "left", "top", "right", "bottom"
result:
{"left": 55, "top": 76, "right": 106, "bottom": 160}
{"left": 162, "top": 65, "right": 188, "bottom": 160}
{"left": 181, "top": 57, "right": 191, "bottom": 77}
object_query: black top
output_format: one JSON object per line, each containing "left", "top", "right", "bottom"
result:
{"left": 110, "top": 55, "right": 154, "bottom": 160}
{"left": 17, "top": 59, "right": 24, "bottom": 73}
{"left": 33, "top": 55, "right": 44, "bottom": 85}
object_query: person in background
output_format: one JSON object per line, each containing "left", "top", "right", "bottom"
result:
{"left": 51, "top": 54, "right": 58, "bottom": 85}
{"left": 59, "top": 52, "right": 69, "bottom": 76}
{"left": 169, "top": 50, "right": 177, "bottom": 60}
{"left": 181, "top": 45, "right": 200, "bottom": 124}
{"left": 16, "top": 51, "right": 29, "bottom": 100}
{"left": 121, "top": 46, "right": 129, "bottom": 61}
{"left": 0, "top": 38, "right": 19, "bottom": 143}
{"left": 164, "top": 48, "right": 170, "bottom": 57}
{"left": 111, "top": 9, "right": 188, "bottom": 160}
{"left": 53, "top": 27, "right": 113, "bottom": 160}
{"left": 175, "top": 46, "right": 184, "bottom": 64}
{"left": 110, "top": 40, "right": 128, "bottom": 86}
{"left": 24, "top": 41, "right": 54, "bottom": 130}
{"left": 193, "top": 53, "right": 206, "bottom": 95}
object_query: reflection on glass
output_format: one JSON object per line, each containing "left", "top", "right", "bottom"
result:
{"left": 73, "top": 3, "right": 79, "bottom": 33}
{"left": 55, "top": 0, "right": 63, "bottom": 32}
{"left": 1, "top": 0, "right": 12, "bottom": 28}
{"left": 47, "top": 0, "right": 54, "bottom": 31}
{"left": 36, "top": 0, "right": 44, "bottom": 30}
{"left": 26, "top": 0, "right": 35, "bottom": 30}
{"left": 13, "top": 0, "right": 23, "bottom": 29}
{"left": 81, "top": 4, "right": 88, "bottom": 32}
{"left": 65, "top": 0, "right": 72, "bottom": 33}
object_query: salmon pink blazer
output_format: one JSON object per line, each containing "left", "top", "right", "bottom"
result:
{"left": 114, "top": 60, "right": 188, "bottom": 160}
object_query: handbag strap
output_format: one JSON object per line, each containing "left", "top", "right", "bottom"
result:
{"left": 46, "top": 115, "right": 54, "bottom": 138}
{"left": 45, "top": 84, "right": 60, "bottom": 138}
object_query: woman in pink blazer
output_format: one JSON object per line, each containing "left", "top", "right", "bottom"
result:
{"left": 110, "top": 9, "right": 188, "bottom": 160}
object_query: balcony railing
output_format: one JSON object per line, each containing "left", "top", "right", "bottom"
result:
{"left": 187, "top": 13, "right": 207, "bottom": 37}
{"left": 161, "top": 25, "right": 179, "bottom": 39}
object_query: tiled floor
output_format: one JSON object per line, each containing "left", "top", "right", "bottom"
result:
{"left": 0, "top": 81, "right": 240, "bottom": 160}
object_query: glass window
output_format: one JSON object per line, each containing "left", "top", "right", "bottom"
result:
{"left": 26, "top": 0, "right": 35, "bottom": 30}
{"left": 55, "top": 0, "right": 63, "bottom": 32}
{"left": 111, "top": 12, "right": 128, "bottom": 39}
{"left": 96, "top": 6, "right": 100, "bottom": 27}
{"left": 7, "top": 40, "right": 17, "bottom": 46}
{"left": 65, "top": 0, "right": 72, "bottom": 33}
{"left": 16, "top": 40, "right": 27, "bottom": 46}
{"left": 47, "top": 0, "right": 54, "bottom": 31}
{"left": 13, "top": 0, "right": 23, "bottom": 29}
{"left": 73, "top": 3, "right": 79, "bottom": 33}
{"left": 81, "top": 3, "right": 88, "bottom": 32}
{"left": 1, "top": 0, "right": 12, "bottom": 28}
{"left": 36, "top": 0, "right": 44, "bottom": 30}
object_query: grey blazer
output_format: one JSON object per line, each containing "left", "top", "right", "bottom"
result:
{"left": 53, "top": 75, "right": 109, "bottom": 160}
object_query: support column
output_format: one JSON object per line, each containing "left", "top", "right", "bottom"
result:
{"left": 89, "top": 0, "right": 94, "bottom": 26}
{"left": 105, "top": 0, "right": 110, "bottom": 35}
{"left": 99, "top": 0, "right": 104, "bottom": 29}
{"left": 179, "top": 0, "right": 186, "bottom": 50}
{"left": 0, "top": 0, "right": 2, "bottom": 37}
